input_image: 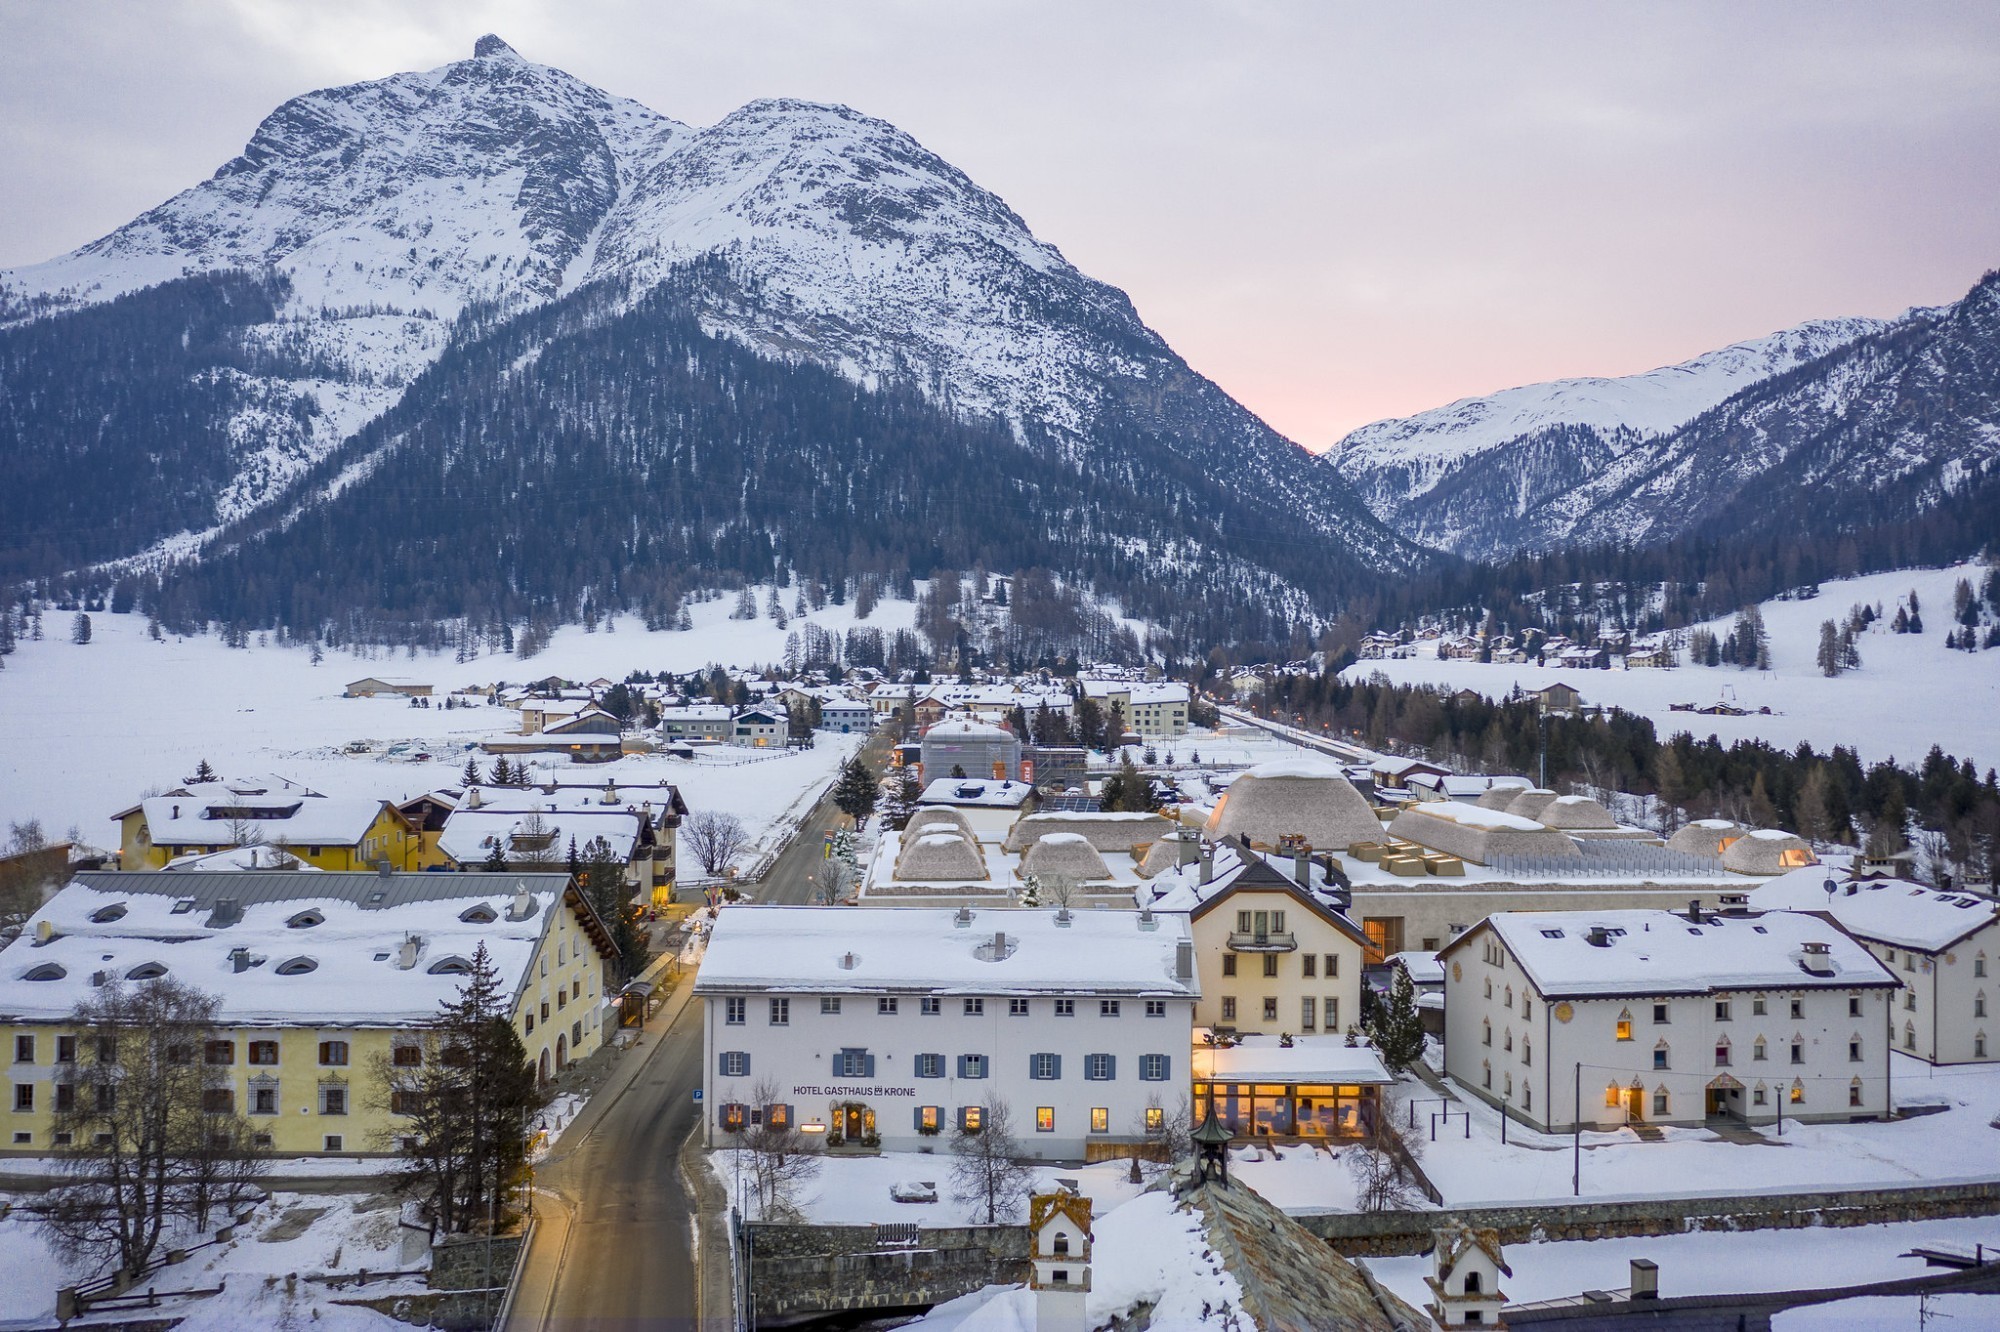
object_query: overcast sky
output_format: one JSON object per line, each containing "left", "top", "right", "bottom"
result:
{"left": 3, "top": 1, "right": 1998, "bottom": 447}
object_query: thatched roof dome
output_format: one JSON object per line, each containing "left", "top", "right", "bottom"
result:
{"left": 895, "top": 829, "right": 989, "bottom": 881}
{"left": 906, "top": 808, "right": 978, "bottom": 840}
{"left": 1003, "top": 812, "right": 1172, "bottom": 854}
{"left": 1722, "top": 829, "right": 1818, "bottom": 876}
{"left": 1503, "top": 788, "right": 1561, "bottom": 821}
{"left": 1202, "top": 758, "right": 1381, "bottom": 851}
{"left": 1387, "top": 802, "right": 1582, "bottom": 866}
{"left": 1137, "top": 832, "right": 1197, "bottom": 878}
{"left": 1666, "top": 819, "right": 1744, "bottom": 857}
{"left": 1475, "top": 787, "right": 1528, "bottom": 810}
{"left": 1021, "top": 832, "right": 1113, "bottom": 881}
{"left": 1540, "top": 794, "right": 1618, "bottom": 830}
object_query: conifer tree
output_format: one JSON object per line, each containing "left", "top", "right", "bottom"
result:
{"left": 833, "top": 755, "right": 880, "bottom": 829}
{"left": 1368, "top": 968, "right": 1427, "bottom": 1072}
{"left": 462, "top": 756, "right": 483, "bottom": 788}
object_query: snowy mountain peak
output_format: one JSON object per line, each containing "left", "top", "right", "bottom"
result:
{"left": 473, "top": 33, "right": 522, "bottom": 59}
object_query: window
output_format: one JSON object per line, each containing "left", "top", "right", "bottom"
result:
{"left": 1482, "top": 1020, "right": 1492, "bottom": 1046}
{"left": 1906, "top": 992, "right": 1917, "bottom": 1012}
{"left": 1977, "top": 995, "right": 1987, "bottom": 1018}
{"left": 1085, "top": 1053, "right": 1115, "bottom": 1081}
{"left": 1849, "top": 1038, "right": 1863, "bottom": 1062}
{"left": 1654, "top": 1044, "right": 1670, "bottom": 1070}
{"left": 1523, "top": 1039, "right": 1532, "bottom": 1067}
{"left": 56, "top": 1036, "right": 75, "bottom": 1064}
{"left": 719, "top": 1103, "right": 746, "bottom": 1132}
{"left": 1324, "top": 954, "right": 1339, "bottom": 977}
{"left": 1262, "top": 956, "right": 1279, "bottom": 978}
{"left": 1145, "top": 1106, "right": 1165, "bottom": 1133}
{"left": 252, "top": 1086, "right": 279, "bottom": 1115}
{"left": 1753, "top": 1037, "right": 1767, "bottom": 1061}
{"left": 1222, "top": 955, "right": 1237, "bottom": 977}
{"left": 1849, "top": 1082, "right": 1863, "bottom": 1108}
{"left": 1221, "top": 997, "right": 1237, "bottom": 1021}
{"left": 725, "top": 998, "right": 745, "bottom": 1025}
{"left": 277, "top": 957, "right": 319, "bottom": 976}
{"left": 1146, "top": 1000, "right": 1166, "bottom": 1018}
{"left": 1100, "top": 1001, "right": 1121, "bottom": 1018}
{"left": 1031, "top": 1053, "right": 1060, "bottom": 1080}
{"left": 205, "top": 1040, "right": 234, "bottom": 1065}
{"left": 54, "top": 1083, "right": 73, "bottom": 1113}
{"left": 1977, "top": 1034, "right": 1987, "bottom": 1058}
{"left": 1753, "top": 1085, "right": 1767, "bottom": 1106}
{"left": 1715, "top": 1001, "right": 1732, "bottom": 1022}
{"left": 248, "top": 1040, "right": 279, "bottom": 1065}
{"left": 12, "top": 1035, "right": 31, "bottom": 1064}
{"left": 960, "top": 1105, "right": 984, "bottom": 1132}
{"left": 95, "top": 1085, "right": 115, "bottom": 1113}
{"left": 922, "top": 997, "right": 942, "bottom": 1016}
{"left": 1301, "top": 997, "right": 1317, "bottom": 1031}
{"left": 1262, "top": 997, "right": 1279, "bottom": 1022}
{"left": 13, "top": 1085, "right": 32, "bottom": 1112}
{"left": 1091, "top": 1107, "right": 1109, "bottom": 1133}
{"left": 959, "top": 1055, "right": 988, "bottom": 1079}
{"left": 1523, "top": 998, "right": 1532, "bottom": 1021}
{"left": 917, "top": 1105, "right": 941, "bottom": 1132}
{"left": 1652, "top": 1089, "right": 1669, "bottom": 1116}
{"left": 1791, "top": 999, "right": 1804, "bottom": 1020}
{"left": 720, "top": 1051, "right": 750, "bottom": 1077}
{"left": 393, "top": 1044, "right": 421, "bottom": 1067}
{"left": 1325, "top": 997, "right": 1339, "bottom": 1030}
{"left": 1302, "top": 955, "right": 1317, "bottom": 978}
{"left": 1139, "top": 1054, "right": 1170, "bottom": 1081}
{"left": 320, "top": 1085, "right": 348, "bottom": 1116}
{"left": 878, "top": 997, "right": 898, "bottom": 1015}
{"left": 1753, "top": 998, "right": 1767, "bottom": 1016}
{"left": 319, "top": 1041, "right": 349, "bottom": 1066}
{"left": 1036, "top": 1107, "right": 1055, "bottom": 1133}
{"left": 821, "top": 997, "right": 842, "bottom": 1015}
{"left": 834, "top": 1049, "right": 873, "bottom": 1078}
{"left": 1615, "top": 1011, "right": 1633, "bottom": 1041}
{"left": 964, "top": 999, "right": 984, "bottom": 1016}
{"left": 1010, "top": 998, "right": 1031, "bottom": 1016}
{"left": 1791, "top": 1041, "right": 1804, "bottom": 1065}
{"left": 1054, "top": 999, "right": 1075, "bottom": 1017}
{"left": 1977, "top": 957, "right": 1988, "bottom": 978}
{"left": 1653, "top": 1003, "right": 1669, "bottom": 1024}
{"left": 916, "top": 1053, "right": 944, "bottom": 1078}
{"left": 1848, "top": 996, "right": 1862, "bottom": 1017}
{"left": 1714, "top": 1041, "right": 1731, "bottom": 1067}
{"left": 324, "top": 1135, "right": 344, "bottom": 1152}
{"left": 770, "top": 998, "right": 790, "bottom": 1026}
{"left": 1790, "top": 1082, "right": 1804, "bottom": 1104}
{"left": 765, "top": 1103, "right": 791, "bottom": 1129}
{"left": 390, "top": 1088, "right": 419, "bottom": 1115}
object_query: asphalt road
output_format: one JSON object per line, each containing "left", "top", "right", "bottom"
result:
{"left": 515, "top": 730, "right": 894, "bottom": 1331}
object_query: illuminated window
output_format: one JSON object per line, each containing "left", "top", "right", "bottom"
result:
{"left": 918, "top": 1105, "right": 940, "bottom": 1132}
{"left": 1144, "top": 1106, "right": 1164, "bottom": 1133}
{"left": 1615, "top": 1012, "right": 1632, "bottom": 1041}
{"left": 961, "top": 1105, "right": 984, "bottom": 1132}
{"left": 1090, "top": 1107, "right": 1109, "bottom": 1133}
{"left": 1789, "top": 1082, "right": 1804, "bottom": 1104}
{"left": 1035, "top": 1107, "right": 1055, "bottom": 1133}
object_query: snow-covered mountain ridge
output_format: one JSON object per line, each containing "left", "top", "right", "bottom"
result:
{"left": 0, "top": 37, "right": 1403, "bottom": 592}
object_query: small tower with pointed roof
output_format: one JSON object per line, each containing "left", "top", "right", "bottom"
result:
{"left": 1029, "top": 1189, "right": 1092, "bottom": 1332}
{"left": 1426, "top": 1220, "right": 1511, "bottom": 1327}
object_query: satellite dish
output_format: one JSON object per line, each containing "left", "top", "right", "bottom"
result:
{"left": 1822, "top": 877, "right": 1839, "bottom": 899}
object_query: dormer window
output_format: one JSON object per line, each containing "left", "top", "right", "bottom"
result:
{"left": 275, "top": 957, "right": 318, "bottom": 976}
{"left": 90, "top": 904, "right": 128, "bottom": 924}
{"left": 23, "top": 964, "right": 66, "bottom": 981}
{"left": 287, "top": 910, "right": 325, "bottom": 929}
{"left": 126, "top": 962, "right": 168, "bottom": 980}
{"left": 459, "top": 905, "right": 497, "bottom": 924}
{"left": 428, "top": 956, "right": 473, "bottom": 975}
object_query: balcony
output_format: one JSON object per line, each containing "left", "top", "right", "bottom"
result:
{"left": 1226, "top": 931, "right": 1297, "bottom": 953}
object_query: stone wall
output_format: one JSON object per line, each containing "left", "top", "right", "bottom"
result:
{"left": 1294, "top": 1179, "right": 2000, "bottom": 1257}
{"left": 743, "top": 1222, "right": 1030, "bottom": 1322}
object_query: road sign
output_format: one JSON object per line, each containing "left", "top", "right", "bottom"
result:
{"left": 693, "top": 1088, "right": 703, "bottom": 1102}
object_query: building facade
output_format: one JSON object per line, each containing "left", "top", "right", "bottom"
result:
{"left": 696, "top": 906, "right": 1198, "bottom": 1157}
{"left": 1439, "top": 907, "right": 1900, "bottom": 1132}
{"left": 114, "top": 777, "right": 415, "bottom": 873}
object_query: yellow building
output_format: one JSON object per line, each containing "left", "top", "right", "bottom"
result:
{"left": 2, "top": 870, "right": 616, "bottom": 1156}
{"left": 114, "top": 776, "right": 419, "bottom": 873}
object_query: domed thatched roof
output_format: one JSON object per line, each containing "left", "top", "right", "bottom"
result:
{"left": 1387, "top": 802, "right": 1582, "bottom": 866}
{"left": 1475, "top": 786, "right": 1527, "bottom": 811}
{"left": 1540, "top": 794, "right": 1617, "bottom": 830}
{"left": 906, "top": 808, "right": 977, "bottom": 840}
{"left": 1202, "top": 759, "right": 1381, "bottom": 851}
{"left": 1722, "top": 829, "right": 1818, "bottom": 876}
{"left": 1503, "top": 788, "right": 1561, "bottom": 821}
{"left": 1137, "top": 831, "right": 1198, "bottom": 878}
{"left": 1021, "top": 832, "right": 1113, "bottom": 881}
{"left": 895, "top": 829, "right": 989, "bottom": 881}
{"left": 1003, "top": 812, "right": 1172, "bottom": 854}
{"left": 1666, "top": 819, "right": 1745, "bottom": 857}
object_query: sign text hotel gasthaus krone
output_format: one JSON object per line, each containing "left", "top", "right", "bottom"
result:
{"left": 695, "top": 906, "right": 1199, "bottom": 1157}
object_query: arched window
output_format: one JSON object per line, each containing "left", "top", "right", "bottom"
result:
{"left": 458, "top": 904, "right": 497, "bottom": 924}
{"left": 91, "top": 904, "right": 128, "bottom": 923}
{"left": 427, "top": 956, "right": 473, "bottom": 975}
{"left": 287, "top": 910, "right": 325, "bottom": 929}
{"left": 1976, "top": 992, "right": 1987, "bottom": 1018}
{"left": 125, "top": 962, "right": 167, "bottom": 980}
{"left": 276, "top": 957, "right": 318, "bottom": 976}
{"left": 1904, "top": 1023, "right": 1916, "bottom": 1050}
{"left": 23, "top": 963, "right": 66, "bottom": 981}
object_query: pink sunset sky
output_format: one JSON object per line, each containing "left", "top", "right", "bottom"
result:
{"left": 3, "top": 1, "right": 1997, "bottom": 450}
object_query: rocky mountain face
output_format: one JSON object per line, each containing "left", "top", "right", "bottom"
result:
{"left": 1329, "top": 315, "right": 1894, "bottom": 560}
{"left": 0, "top": 37, "right": 1412, "bottom": 641}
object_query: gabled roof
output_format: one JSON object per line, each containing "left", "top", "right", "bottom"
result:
{"left": 1749, "top": 868, "right": 1999, "bottom": 953}
{"left": 1182, "top": 848, "right": 1369, "bottom": 947}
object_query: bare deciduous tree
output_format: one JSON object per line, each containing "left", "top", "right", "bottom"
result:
{"left": 683, "top": 810, "right": 749, "bottom": 878}
{"left": 514, "top": 812, "right": 559, "bottom": 866}
{"left": 1345, "top": 1109, "right": 1425, "bottom": 1212}
{"left": 948, "top": 1098, "right": 1035, "bottom": 1225}
{"left": 1134, "top": 1092, "right": 1195, "bottom": 1181}
{"left": 43, "top": 979, "right": 267, "bottom": 1278}
{"left": 741, "top": 1080, "right": 821, "bottom": 1220}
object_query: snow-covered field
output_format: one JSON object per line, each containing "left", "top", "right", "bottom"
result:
{"left": 1342, "top": 563, "right": 2000, "bottom": 771}
{"left": 0, "top": 1189, "right": 421, "bottom": 1327}
{"left": 1363, "top": 1217, "right": 2000, "bottom": 1315}
{"left": 0, "top": 591, "right": 910, "bottom": 850}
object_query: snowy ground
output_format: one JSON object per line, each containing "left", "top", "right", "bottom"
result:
{"left": 1404, "top": 1054, "right": 2000, "bottom": 1207}
{"left": 0, "top": 594, "right": 891, "bottom": 854}
{"left": 0, "top": 1189, "right": 420, "bottom": 1328}
{"left": 1363, "top": 1217, "right": 2000, "bottom": 1315}
{"left": 1341, "top": 562, "right": 2000, "bottom": 771}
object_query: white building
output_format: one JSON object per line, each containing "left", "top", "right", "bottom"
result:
{"left": 696, "top": 906, "right": 1198, "bottom": 1157}
{"left": 1080, "top": 680, "right": 1190, "bottom": 739}
{"left": 1438, "top": 906, "right": 1900, "bottom": 1132}
{"left": 1750, "top": 868, "right": 1999, "bottom": 1065}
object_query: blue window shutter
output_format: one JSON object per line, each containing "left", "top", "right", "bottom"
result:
{"left": 1160, "top": 1054, "right": 1169, "bottom": 1080}
{"left": 914, "top": 1106, "right": 925, "bottom": 1130}
{"left": 957, "top": 1055, "right": 968, "bottom": 1078}
{"left": 1052, "top": 1054, "right": 1062, "bottom": 1080}
{"left": 1106, "top": 1055, "right": 1116, "bottom": 1080}
{"left": 1029, "top": 1055, "right": 1041, "bottom": 1080}
{"left": 864, "top": 1053, "right": 876, "bottom": 1078}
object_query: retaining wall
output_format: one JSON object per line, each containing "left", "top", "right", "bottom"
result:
{"left": 743, "top": 1222, "right": 1030, "bottom": 1322}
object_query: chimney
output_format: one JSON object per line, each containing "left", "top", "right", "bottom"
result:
{"left": 397, "top": 935, "right": 422, "bottom": 970}
{"left": 377, "top": 860, "right": 393, "bottom": 878}
{"left": 839, "top": 951, "right": 859, "bottom": 970}
{"left": 1175, "top": 939, "right": 1194, "bottom": 980}
{"left": 993, "top": 930, "right": 1008, "bottom": 956}
{"left": 1630, "top": 1258, "right": 1658, "bottom": 1300}
{"left": 600, "top": 781, "right": 618, "bottom": 806}
{"left": 1686, "top": 899, "right": 1703, "bottom": 924}
{"left": 171, "top": 805, "right": 180, "bottom": 820}
{"left": 1199, "top": 841, "right": 1215, "bottom": 884}
{"left": 1586, "top": 926, "right": 1611, "bottom": 948}
{"left": 954, "top": 906, "right": 974, "bottom": 928}
{"left": 1176, "top": 831, "right": 1196, "bottom": 868}
{"left": 466, "top": 788, "right": 483, "bottom": 809}
{"left": 1799, "top": 941, "right": 1835, "bottom": 977}
{"left": 34, "top": 919, "right": 54, "bottom": 945}
{"left": 92, "top": 970, "right": 110, "bottom": 987}
{"left": 1138, "top": 906, "right": 1158, "bottom": 931}
{"left": 1719, "top": 894, "right": 1750, "bottom": 916}
{"left": 230, "top": 947, "right": 252, "bottom": 974}
{"left": 507, "top": 887, "right": 534, "bottom": 921}
{"left": 1293, "top": 845, "right": 1312, "bottom": 889}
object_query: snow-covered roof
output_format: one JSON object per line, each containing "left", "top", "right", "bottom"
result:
{"left": 1405, "top": 800, "right": 1545, "bottom": 832}
{"left": 923, "top": 718, "right": 1013, "bottom": 740}
{"left": 918, "top": 777, "right": 1035, "bottom": 808}
{"left": 1385, "top": 949, "right": 1445, "bottom": 985}
{"left": 135, "top": 789, "right": 388, "bottom": 848}
{"left": 658, "top": 704, "right": 732, "bottom": 721}
{"left": 163, "top": 846, "right": 325, "bottom": 873}
{"left": 1409, "top": 773, "right": 1530, "bottom": 798}
{"left": 693, "top": 906, "right": 1198, "bottom": 996}
{"left": 1748, "top": 869, "right": 2000, "bottom": 953}
{"left": 437, "top": 810, "right": 641, "bottom": 865}
{"left": 1453, "top": 908, "right": 1898, "bottom": 998}
{"left": 1191, "top": 1033, "right": 1395, "bottom": 1085}
{"left": 1202, "top": 762, "right": 1381, "bottom": 851}
{"left": 0, "top": 871, "right": 587, "bottom": 1024}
